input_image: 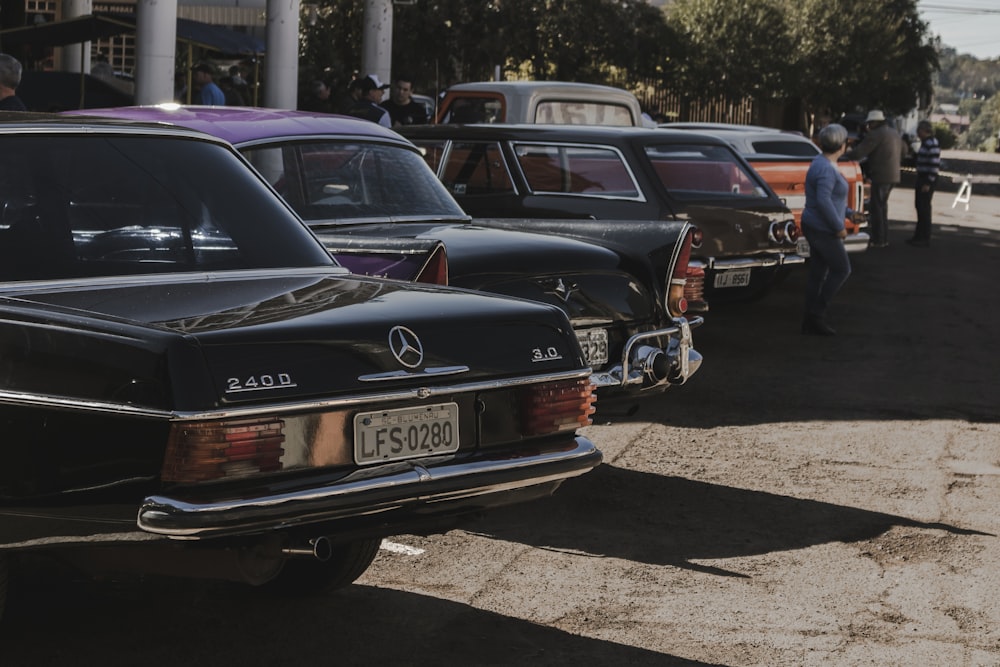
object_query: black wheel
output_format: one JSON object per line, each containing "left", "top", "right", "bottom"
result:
{"left": 265, "top": 538, "right": 381, "bottom": 595}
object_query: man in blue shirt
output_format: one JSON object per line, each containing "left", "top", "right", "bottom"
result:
{"left": 192, "top": 64, "right": 225, "bottom": 106}
{"left": 909, "top": 120, "right": 940, "bottom": 248}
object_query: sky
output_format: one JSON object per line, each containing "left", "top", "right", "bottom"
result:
{"left": 917, "top": 1, "right": 1000, "bottom": 60}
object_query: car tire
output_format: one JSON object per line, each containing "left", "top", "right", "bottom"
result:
{"left": 265, "top": 538, "right": 381, "bottom": 595}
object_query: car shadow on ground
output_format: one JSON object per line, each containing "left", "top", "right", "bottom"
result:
{"left": 468, "top": 464, "right": 987, "bottom": 577}
{"left": 630, "top": 221, "right": 999, "bottom": 428}
{"left": 0, "top": 559, "right": 720, "bottom": 667}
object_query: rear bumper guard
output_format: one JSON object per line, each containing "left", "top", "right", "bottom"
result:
{"left": 591, "top": 316, "right": 704, "bottom": 389}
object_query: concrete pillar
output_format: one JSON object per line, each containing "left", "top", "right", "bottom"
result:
{"left": 362, "top": 0, "right": 392, "bottom": 96}
{"left": 264, "top": 0, "right": 300, "bottom": 109}
{"left": 60, "top": 0, "right": 91, "bottom": 74}
{"left": 135, "top": 0, "right": 177, "bottom": 104}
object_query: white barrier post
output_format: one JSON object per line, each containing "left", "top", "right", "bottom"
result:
{"left": 952, "top": 176, "right": 972, "bottom": 210}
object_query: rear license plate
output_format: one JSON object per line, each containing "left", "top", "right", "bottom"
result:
{"left": 713, "top": 268, "right": 751, "bottom": 289}
{"left": 796, "top": 236, "right": 811, "bottom": 257}
{"left": 576, "top": 328, "right": 609, "bottom": 366}
{"left": 354, "top": 403, "right": 459, "bottom": 465}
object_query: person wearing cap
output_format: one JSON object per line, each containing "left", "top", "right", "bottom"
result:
{"left": 345, "top": 74, "right": 392, "bottom": 128}
{"left": 845, "top": 109, "right": 906, "bottom": 248}
{"left": 191, "top": 64, "right": 225, "bottom": 106}
{"left": 0, "top": 54, "right": 28, "bottom": 111}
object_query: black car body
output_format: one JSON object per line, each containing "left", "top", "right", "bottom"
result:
{"left": 71, "top": 107, "right": 703, "bottom": 411}
{"left": 0, "top": 113, "right": 602, "bottom": 617}
{"left": 400, "top": 123, "right": 806, "bottom": 304}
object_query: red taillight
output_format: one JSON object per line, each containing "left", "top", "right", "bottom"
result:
{"left": 786, "top": 221, "right": 801, "bottom": 242}
{"left": 414, "top": 243, "right": 449, "bottom": 285}
{"left": 162, "top": 417, "right": 285, "bottom": 483}
{"left": 667, "top": 228, "right": 697, "bottom": 316}
{"left": 684, "top": 265, "right": 707, "bottom": 314}
{"left": 521, "top": 378, "right": 596, "bottom": 435}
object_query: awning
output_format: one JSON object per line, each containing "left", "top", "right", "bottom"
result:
{"left": 0, "top": 13, "right": 265, "bottom": 55}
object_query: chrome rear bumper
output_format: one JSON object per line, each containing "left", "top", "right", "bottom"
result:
{"left": 138, "top": 437, "right": 601, "bottom": 538}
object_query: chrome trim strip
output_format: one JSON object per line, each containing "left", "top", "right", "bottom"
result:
{"left": 0, "top": 368, "right": 592, "bottom": 421}
{"left": 359, "top": 366, "right": 471, "bottom": 382}
{"left": 0, "top": 266, "right": 350, "bottom": 295}
{"left": 137, "top": 437, "right": 601, "bottom": 537}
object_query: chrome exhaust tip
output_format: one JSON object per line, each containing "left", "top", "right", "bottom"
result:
{"left": 280, "top": 536, "right": 332, "bottom": 561}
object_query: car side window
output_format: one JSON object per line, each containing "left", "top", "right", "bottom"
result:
{"left": 513, "top": 143, "right": 641, "bottom": 199}
{"left": 645, "top": 144, "right": 769, "bottom": 200}
{"left": 439, "top": 141, "right": 515, "bottom": 196}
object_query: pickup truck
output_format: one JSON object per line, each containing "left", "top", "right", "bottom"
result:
{"left": 436, "top": 81, "right": 647, "bottom": 127}
{"left": 660, "top": 123, "right": 870, "bottom": 254}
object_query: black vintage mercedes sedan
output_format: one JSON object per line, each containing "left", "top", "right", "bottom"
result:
{"left": 70, "top": 107, "right": 703, "bottom": 413}
{"left": 400, "top": 123, "right": 805, "bottom": 304}
{"left": 0, "top": 114, "right": 602, "bottom": 618}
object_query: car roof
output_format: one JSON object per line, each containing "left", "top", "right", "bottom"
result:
{"left": 445, "top": 81, "right": 635, "bottom": 96}
{"left": 63, "top": 105, "right": 411, "bottom": 147}
{"left": 659, "top": 122, "right": 783, "bottom": 134}
{"left": 0, "top": 110, "right": 229, "bottom": 144}
{"left": 401, "top": 123, "right": 733, "bottom": 147}
{"left": 658, "top": 122, "right": 818, "bottom": 156}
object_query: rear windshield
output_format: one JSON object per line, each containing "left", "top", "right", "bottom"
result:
{"left": 0, "top": 134, "right": 332, "bottom": 282}
{"left": 750, "top": 139, "right": 819, "bottom": 157}
{"left": 241, "top": 141, "right": 467, "bottom": 222}
{"left": 644, "top": 143, "right": 770, "bottom": 200}
{"left": 534, "top": 101, "right": 635, "bottom": 126}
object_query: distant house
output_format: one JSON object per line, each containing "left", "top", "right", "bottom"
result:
{"left": 930, "top": 113, "right": 971, "bottom": 135}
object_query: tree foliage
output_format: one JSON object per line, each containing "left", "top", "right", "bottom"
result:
{"left": 297, "top": 0, "right": 937, "bottom": 124}
{"left": 664, "top": 0, "right": 793, "bottom": 101}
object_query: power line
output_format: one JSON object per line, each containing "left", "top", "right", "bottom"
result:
{"left": 920, "top": 4, "right": 1000, "bottom": 15}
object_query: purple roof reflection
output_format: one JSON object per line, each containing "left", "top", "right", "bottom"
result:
{"left": 63, "top": 105, "right": 407, "bottom": 146}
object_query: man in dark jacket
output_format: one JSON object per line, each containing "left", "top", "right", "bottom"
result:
{"left": 380, "top": 75, "right": 428, "bottom": 127}
{"left": 846, "top": 109, "right": 906, "bottom": 248}
{"left": 346, "top": 74, "right": 391, "bottom": 127}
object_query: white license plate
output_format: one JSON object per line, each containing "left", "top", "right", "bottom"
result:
{"left": 576, "top": 328, "right": 609, "bottom": 366}
{"left": 354, "top": 403, "right": 459, "bottom": 465}
{"left": 796, "top": 236, "right": 811, "bottom": 257}
{"left": 713, "top": 268, "right": 751, "bottom": 289}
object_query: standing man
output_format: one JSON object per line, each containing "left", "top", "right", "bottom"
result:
{"left": 381, "top": 75, "right": 428, "bottom": 127}
{"left": 346, "top": 74, "right": 392, "bottom": 128}
{"left": 191, "top": 64, "right": 225, "bottom": 106}
{"left": 908, "top": 120, "right": 940, "bottom": 248}
{"left": 0, "top": 54, "right": 28, "bottom": 111}
{"left": 846, "top": 109, "right": 905, "bottom": 248}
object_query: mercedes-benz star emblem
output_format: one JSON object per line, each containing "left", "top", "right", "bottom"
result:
{"left": 388, "top": 325, "right": 424, "bottom": 368}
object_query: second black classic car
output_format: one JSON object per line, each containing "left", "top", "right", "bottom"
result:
{"left": 0, "top": 113, "right": 602, "bottom": 620}
{"left": 71, "top": 107, "right": 704, "bottom": 413}
{"left": 401, "top": 123, "right": 806, "bottom": 304}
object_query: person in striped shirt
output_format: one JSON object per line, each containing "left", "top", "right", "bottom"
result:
{"left": 909, "top": 120, "right": 940, "bottom": 247}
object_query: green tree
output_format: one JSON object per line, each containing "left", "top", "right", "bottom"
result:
{"left": 788, "top": 0, "right": 937, "bottom": 119}
{"left": 664, "top": 0, "right": 792, "bottom": 101}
